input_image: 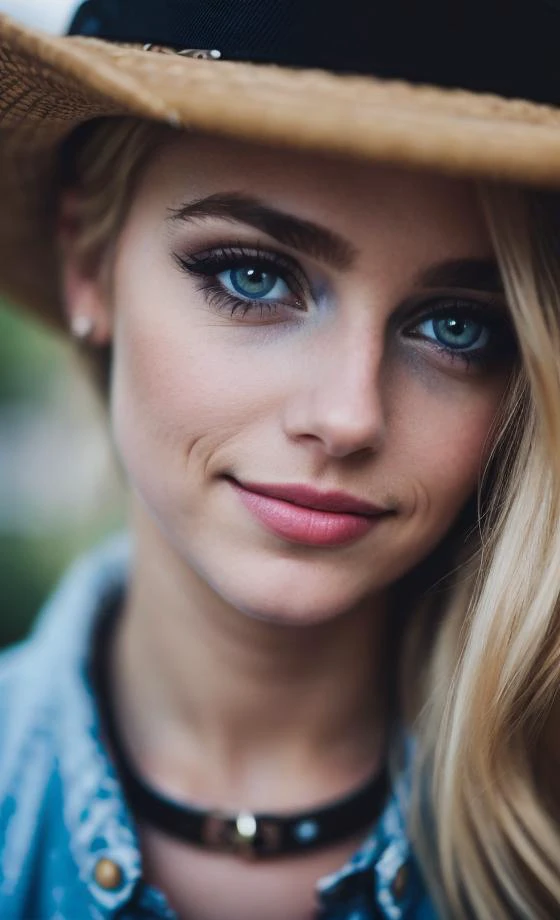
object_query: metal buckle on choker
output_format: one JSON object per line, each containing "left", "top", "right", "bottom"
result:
{"left": 143, "top": 44, "right": 222, "bottom": 60}
{"left": 202, "top": 810, "right": 282, "bottom": 860}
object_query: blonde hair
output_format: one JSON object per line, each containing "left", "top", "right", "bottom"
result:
{"left": 58, "top": 117, "right": 560, "bottom": 917}
{"left": 57, "top": 117, "right": 177, "bottom": 390}
{"left": 412, "top": 187, "right": 560, "bottom": 919}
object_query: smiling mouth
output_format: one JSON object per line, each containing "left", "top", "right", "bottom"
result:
{"left": 226, "top": 476, "right": 391, "bottom": 547}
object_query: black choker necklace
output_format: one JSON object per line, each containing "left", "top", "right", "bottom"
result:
{"left": 92, "top": 600, "right": 390, "bottom": 860}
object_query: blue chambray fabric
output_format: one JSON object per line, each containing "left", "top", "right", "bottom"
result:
{"left": 0, "top": 536, "right": 438, "bottom": 919}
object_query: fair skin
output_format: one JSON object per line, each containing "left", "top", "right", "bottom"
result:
{"left": 62, "top": 135, "right": 515, "bottom": 920}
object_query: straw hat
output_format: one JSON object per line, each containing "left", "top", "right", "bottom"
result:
{"left": 1, "top": 0, "right": 560, "bottom": 326}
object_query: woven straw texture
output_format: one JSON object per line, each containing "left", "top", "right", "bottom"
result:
{"left": 2, "top": 13, "right": 560, "bottom": 324}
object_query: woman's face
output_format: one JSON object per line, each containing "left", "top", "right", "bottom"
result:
{"left": 68, "top": 135, "right": 515, "bottom": 624}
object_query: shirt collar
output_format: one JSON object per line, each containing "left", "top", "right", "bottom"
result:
{"left": 316, "top": 738, "right": 419, "bottom": 918}
{"left": 38, "top": 535, "right": 146, "bottom": 915}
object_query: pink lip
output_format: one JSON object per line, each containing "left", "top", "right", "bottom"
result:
{"left": 228, "top": 478, "right": 389, "bottom": 547}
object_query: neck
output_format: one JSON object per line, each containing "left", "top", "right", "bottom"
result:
{"left": 110, "top": 503, "right": 391, "bottom": 812}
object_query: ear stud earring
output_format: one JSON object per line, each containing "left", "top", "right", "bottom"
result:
{"left": 71, "top": 315, "right": 95, "bottom": 340}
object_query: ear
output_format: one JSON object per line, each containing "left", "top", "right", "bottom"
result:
{"left": 58, "top": 190, "right": 113, "bottom": 346}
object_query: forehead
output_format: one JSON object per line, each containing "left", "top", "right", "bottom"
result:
{"left": 134, "top": 133, "right": 493, "bottom": 261}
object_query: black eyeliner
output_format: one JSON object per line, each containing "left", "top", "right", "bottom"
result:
{"left": 173, "top": 242, "right": 309, "bottom": 318}
{"left": 403, "top": 296, "right": 518, "bottom": 369}
{"left": 175, "top": 243, "right": 308, "bottom": 298}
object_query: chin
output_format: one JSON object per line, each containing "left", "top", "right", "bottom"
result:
{"left": 235, "top": 598, "right": 359, "bottom": 628}
{"left": 208, "top": 563, "right": 374, "bottom": 627}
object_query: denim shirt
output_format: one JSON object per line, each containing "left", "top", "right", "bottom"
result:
{"left": 0, "top": 536, "right": 438, "bottom": 920}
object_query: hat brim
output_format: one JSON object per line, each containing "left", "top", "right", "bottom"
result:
{"left": 1, "top": 13, "right": 560, "bottom": 326}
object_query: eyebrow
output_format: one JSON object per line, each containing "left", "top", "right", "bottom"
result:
{"left": 168, "top": 194, "right": 504, "bottom": 295}
{"left": 167, "top": 192, "right": 358, "bottom": 270}
{"left": 416, "top": 258, "right": 504, "bottom": 294}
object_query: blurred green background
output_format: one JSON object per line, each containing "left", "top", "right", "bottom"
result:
{"left": 0, "top": 301, "right": 125, "bottom": 649}
{"left": 0, "top": 5, "right": 126, "bottom": 649}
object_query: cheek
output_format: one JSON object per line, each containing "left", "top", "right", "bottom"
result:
{"left": 392, "top": 369, "right": 506, "bottom": 521}
{"left": 107, "top": 260, "right": 282, "bottom": 512}
{"left": 107, "top": 252, "right": 213, "bottom": 506}
{"left": 109, "top": 321, "right": 229, "bottom": 499}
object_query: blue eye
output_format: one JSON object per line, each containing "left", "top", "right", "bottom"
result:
{"left": 416, "top": 315, "right": 490, "bottom": 351}
{"left": 218, "top": 266, "right": 291, "bottom": 301}
{"left": 176, "top": 245, "right": 308, "bottom": 319}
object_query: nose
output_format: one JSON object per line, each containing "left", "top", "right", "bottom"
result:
{"left": 283, "top": 326, "right": 387, "bottom": 459}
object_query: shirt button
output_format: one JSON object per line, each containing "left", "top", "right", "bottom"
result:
{"left": 391, "top": 862, "right": 410, "bottom": 900}
{"left": 94, "top": 857, "right": 124, "bottom": 891}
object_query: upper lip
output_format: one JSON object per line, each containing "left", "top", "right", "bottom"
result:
{"left": 232, "top": 479, "right": 388, "bottom": 516}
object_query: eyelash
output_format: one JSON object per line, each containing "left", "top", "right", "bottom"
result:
{"left": 175, "top": 245, "right": 516, "bottom": 369}
{"left": 176, "top": 245, "right": 307, "bottom": 318}
{"left": 402, "top": 300, "right": 516, "bottom": 370}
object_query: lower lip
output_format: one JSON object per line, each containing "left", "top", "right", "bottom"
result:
{"left": 230, "top": 481, "right": 382, "bottom": 547}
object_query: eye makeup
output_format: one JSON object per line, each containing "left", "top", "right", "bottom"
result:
{"left": 174, "top": 244, "right": 309, "bottom": 319}
{"left": 173, "top": 239, "right": 517, "bottom": 371}
{"left": 402, "top": 296, "right": 518, "bottom": 371}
